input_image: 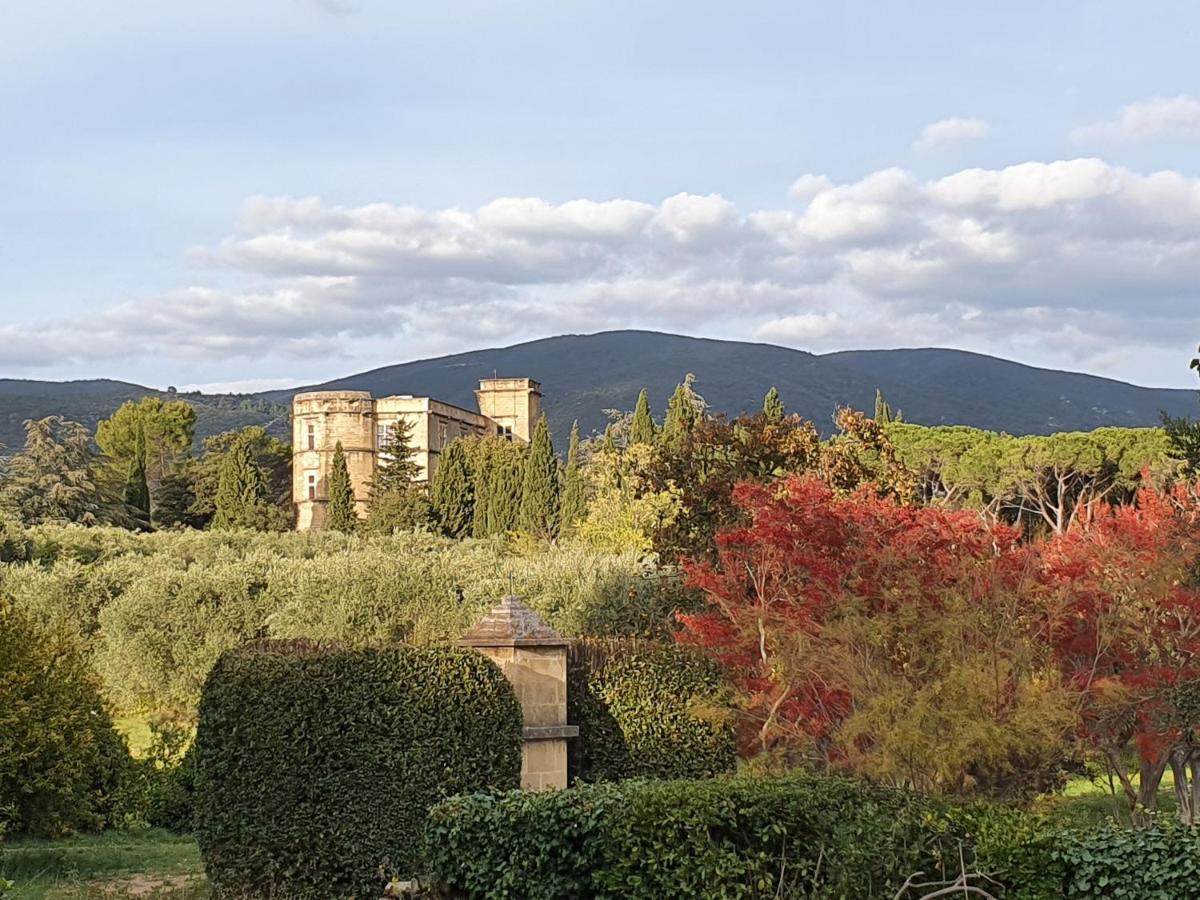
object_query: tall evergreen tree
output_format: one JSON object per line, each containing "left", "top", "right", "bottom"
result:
{"left": 0, "top": 417, "right": 111, "bottom": 526}
{"left": 661, "top": 375, "right": 704, "bottom": 449}
{"left": 96, "top": 397, "right": 196, "bottom": 526}
{"left": 371, "top": 418, "right": 422, "bottom": 496}
{"left": 559, "top": 420, "right": 586, "bottom": 533}
{"left": 431, "top": 439, "right": 474, "bottom": 538}
{"left": 601, "top": 424, "right": 618, "bottom": 453}
{"left": 211, "top": 435, "right": 269, "bottom": 530}
{"left": 629, "top": 389, "right": 657, "bottom": 445}
{"left": 487, "top": 447, "right": 524, "bottom": 534}
{"left": 763, "top": 386, "right": 784, "bottom": 421}
{"left": 519, "top": 415, "right": 560, "bottom": 540}
{"left": 325, "top": 442, "right": 357, "bottom": 533}
{"left": 123, "top": 424, "right": 151, "bottom": 529}
{"left": 873, "top": 389, "right": 904, "bottom": 425}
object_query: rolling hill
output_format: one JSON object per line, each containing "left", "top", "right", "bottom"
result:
{"left": 1, "top": 331, "right": 1197, "bottom": 451}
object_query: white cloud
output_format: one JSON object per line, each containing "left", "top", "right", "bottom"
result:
{"left": 5, "top": 158, "right": 1199, "bottom": 382}
{"left": 1072, "top": 95, "right": 1200, "bottom": 143}
{"left": 913, "top": 116, "right": 990, "bottom": 150}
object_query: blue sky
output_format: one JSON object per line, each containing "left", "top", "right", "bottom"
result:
{"left": 2, "top": 0, "right": 1199, "bottom": 391}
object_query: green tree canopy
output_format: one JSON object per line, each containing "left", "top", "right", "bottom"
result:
{"left": 431, "top": 439, "right": 474, "bottom": 538}
{"left": 560, "top": 420, "right": 586, "bottom": 533}
{"left": 629, "top": 390, "right": 657, "bottom": 446}
{"left": 762, "top": 387, "right": 784, "bottom": 421}
{"left": 661, "top": 374, "right": 705, "bottom": 450}
{"left": 325, "top": 442, "right": 357, "bottom": 533}
{"left": 96, "top": 398, "right": 196, "bottom": 525}
{"left": 519, "top": 415, "right": 560, "bottom": 540}
{"left": 0, "top": 417, "right": 113, "bottom": 526}
{"left": 211, "top": 433, "right": 273, "bottom": 531}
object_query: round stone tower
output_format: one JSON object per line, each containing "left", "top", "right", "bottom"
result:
{"left": 292, "top": 390, "right": 376, "bottom": 531}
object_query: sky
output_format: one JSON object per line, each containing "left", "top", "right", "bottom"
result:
{"left": 2, "top": 0, "right": 1199, "bottom": 392}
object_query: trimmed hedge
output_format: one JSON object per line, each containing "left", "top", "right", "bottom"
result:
{"left": 568, "top": 640, "right": 735, "bottom": 782}
{"left": 425, "top": 774, "right": 975, "bottom": 899}
{"left": 1056, "top": 823, "right": 1200, "bottom": 899}
{"left": 194, "top": 641, "right": 522, "bottom": 898}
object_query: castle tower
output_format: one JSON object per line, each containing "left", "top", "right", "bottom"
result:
{"left": 475, "top": 378, "right": 542, "bottom": 443}
{"left": 292, "top": 391, "right": 376, "bottom": 531}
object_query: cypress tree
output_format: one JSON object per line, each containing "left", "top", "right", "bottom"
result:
{"left": 211, "top": 435, "right": 268, "bottom": 530}
{"left": 662, "top": 376, "right": 702, "bottom": 449}
{"left": 559, "top": 420, "right": 586, "bottom": 533}
{"left": 629, "top": 389, "right": 656, "bottom": 445}
{"left": 763, "top": 386, "right": 784, "bottom": 421}
{"left": 601, "top": 424, "right": 617, "bottom": 453}
{"left": 326, "top": 441, "right": 357, "bottom": 533}
{"left": 486, "top": 448, "right": 524, "bottom": 534}
{"left": 431, "top": 439, "right": 474, "bottom": 538}
{"left": 519, "top": 415, "right": 559, "bottom": 540}
{"left": 123, "top": 424, "right": 151, "bottom": 529}
{"left": 873, "top": 389, "right": 902, "bottom": 425}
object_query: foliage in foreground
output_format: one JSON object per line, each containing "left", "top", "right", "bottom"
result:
{"left": 0, "top": 600, "right": 129, "bottom": 838}
{"left": 0, "top": 526, "right": 689, "bottom": 722}
{"left": 568, "top": 639, "right": 736, "bottom": 783}
{"left": 194, "top": 642, "right": 522, "bottom": 898}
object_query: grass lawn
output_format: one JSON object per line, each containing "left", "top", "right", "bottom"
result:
{"left": 0, "top": 831, "right": 206, "bottom": 899}
{"left": 1042, "top": 770, "right": 1180, "bottom": 827}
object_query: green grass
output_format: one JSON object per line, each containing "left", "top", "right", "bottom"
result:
{"left": 1043, "top": 770, "right": 1180, "bottom": 827}
{"left": 0, "top": 830, "right": 206, "bottom": 899}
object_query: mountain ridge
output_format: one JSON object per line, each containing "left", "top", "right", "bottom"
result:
{"left": 1, "top": 330, "right": 1196, "bottom": 450}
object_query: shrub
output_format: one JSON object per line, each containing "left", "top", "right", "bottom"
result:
{"left": 568, "top": 640, "right": 735, "bottom": 782}
{"left": 0, "top": 599, "right": 131, "bottom": 837}
{"left": 0, "top": 527, "right": 687, "bottom": 723}
{"left": 425, "top": 774, "right": 974, "bottom": 899}
{"left": 194, "top": 642, "right": 522, "bottom": 898}
{"left": 1055, "top": 822, "right": 1200, "bottom": 899}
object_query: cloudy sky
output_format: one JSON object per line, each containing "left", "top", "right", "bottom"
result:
{"left": 3, "top": 0, "right": 1199, "bottom": 392}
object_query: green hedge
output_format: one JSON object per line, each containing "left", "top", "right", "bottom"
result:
{"left": 425, "top": 774, "right": 975, "bottom": 899}
{"left": 568, "top": 640, "right": 735, "bottom": 782}
{"left": 1056, "top": 823, "right": 1200, "bottom": 899}
{"left": 194, "top": 641, "right": 522, "bottom": 898}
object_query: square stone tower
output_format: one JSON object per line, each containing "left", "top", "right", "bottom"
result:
{"left": 475, "top": 378, "right": 542, "bottom": 443}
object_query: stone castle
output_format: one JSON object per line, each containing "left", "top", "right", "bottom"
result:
{"left": 292, "top": 377, "right": 541, "bottom": 531}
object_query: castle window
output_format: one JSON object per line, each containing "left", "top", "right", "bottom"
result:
{"left": 438, "top": 422, "right": 448, "bottom": 445}
{"left": 306, "top": 424, "right": 315, "bottom": 450}
{"left": 376, "top": 423, "right": 391, "bottom": 449}
{"left": 503, "top": 426, "right": 513, "bottom": 441}
{"left": 306, "top": 472, "right": 317, "bottom": 501}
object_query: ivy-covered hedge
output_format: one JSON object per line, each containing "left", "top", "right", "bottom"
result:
{"left": 1056, "top": 823, "right": 1200, "bottom": 899}
{"left": 568, "top": 640, "right": 735, "bottom": 782}
{"left": 425, "top": 774, "right": 975, "bottom": 899}
{"left": 194, "top": 641, "right": 522, "bottom": 898}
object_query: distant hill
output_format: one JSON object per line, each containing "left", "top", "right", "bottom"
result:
{"left": 266, "top": 331, "right": 1199, "bottom": 439}
{"left": 2, "top": 331, "right": 1197, "bottom": 451}
{"left": 0, "top": 379, "right": 290, "bottom": 453}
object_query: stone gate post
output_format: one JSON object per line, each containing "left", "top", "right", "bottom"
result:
{"left": 459, "top": 595, "right": 578, "bottom": 790}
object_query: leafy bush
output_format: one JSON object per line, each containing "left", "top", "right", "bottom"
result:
{"left": 1055, "top": 822, "right": 1200, "bottom": 899}
{"left": 0, "top": 599, "right": 131, "bottom": 837}
{"left": 425, "top": 774, "right": 974, "bottom": 899}
{"left": 0, "top": 527, "right": 688, "bottom": 723}
{"left": 194, "top": 641, "right": 522, "bottom": 898}
{"left": 568, "top": 639, "right": 735, "bottom": 782}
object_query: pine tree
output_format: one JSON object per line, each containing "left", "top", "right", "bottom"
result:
{"left": 431, "top": 439, "right": 474, "bottom": 538}
{"left": 559, "top": 420, "right": 586, "bottom": 533}
{"left": 371, "top": 418, "right": 422, "bottom": 496}
{"left": 487, "top": 448, "right": 524, "bottom": 534}
{"left": 326, "top": 441, "right": 357, "bottom": 533}
{"left": 211, "top": 435, "right": 269, "bottom": 530}
{"left": 519, "top": 415, "right": 560, "bottom": 540}
{"left": 763, "top": 386, "right": 784, "bottom": 421}
{"left": 661, "top": 375, "right": 703, "bottom": 449}
{"left": 629, "top": 389, "right": 657, "bottom": 445}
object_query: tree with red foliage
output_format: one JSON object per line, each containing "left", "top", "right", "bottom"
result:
{"left": 1040, "top": 479, "right": 1200, "bottom": 823}
{"left": 678, "top": 475, "right": 1074, "bottom": 799}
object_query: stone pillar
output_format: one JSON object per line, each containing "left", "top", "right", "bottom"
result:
{"left": 459, "top": 596, "right": 577, "bottom": 790}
